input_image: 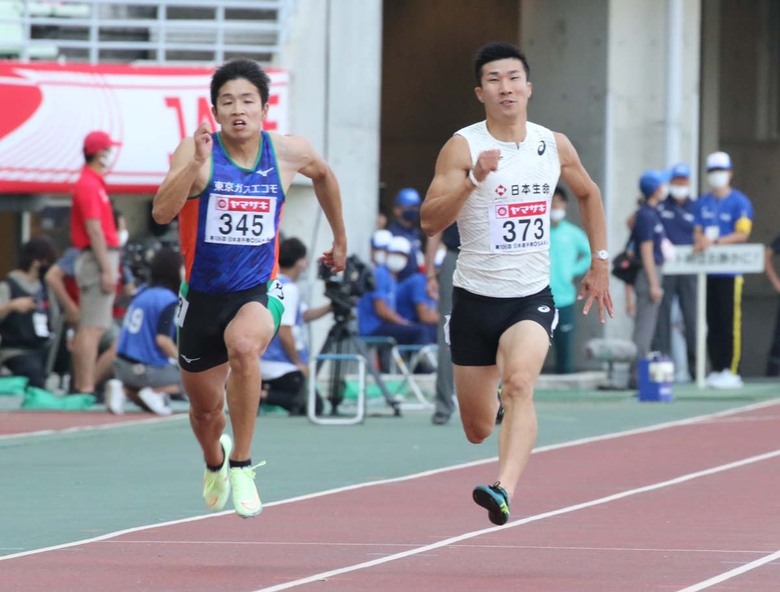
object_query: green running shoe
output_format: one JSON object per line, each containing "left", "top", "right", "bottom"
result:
{"left": 202, "top": 434, "right": 232, "bottom": 511}
{"left": 472, "top": 482, "right": 510, "bottom": 525}
{"left": 229, "top": 460, "right": 266, "bottom": 518}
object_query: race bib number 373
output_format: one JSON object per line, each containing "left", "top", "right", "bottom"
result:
{"left": 205, "top": 193, "right": 277, "bottom": 245}
{"left": 488, "top": 200, "right": 549, "bottom": 253}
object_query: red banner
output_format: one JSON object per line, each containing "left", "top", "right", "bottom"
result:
{"left": 0, "top": 62, "right": 288, "bottom": 194}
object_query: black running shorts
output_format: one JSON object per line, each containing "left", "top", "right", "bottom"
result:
{"left": 176, "top": 281, "right": 283, "bottom": 372}
{"left": 447, "top": 285, "right": 557, "bottom": 366}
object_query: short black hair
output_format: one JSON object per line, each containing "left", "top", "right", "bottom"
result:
{"left": 210, "top": 58, "right": 270, "bottom": 106}
{"left": 553, "top": 185, "right": 569, "bottom": 202}
{"left": 18, "top": 237, "right": 57, "bottom": 271}
{"left": 278, "top": 237, "right": 307, "bottom": 269}
{"left": 149, "top": 247, "right": 183, "bottom": 294}
{"left": 474, "top": 42, "right": 530, "bottom": 86}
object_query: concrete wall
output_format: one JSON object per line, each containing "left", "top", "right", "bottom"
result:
{"left": 520, "top": 0, "right": 610, "bottom": 368}
{"left": 521, "top": 0, "right": 703, "bottom": 370}
{"left": 279, "top": 0, "right": 384, "bottom": 350}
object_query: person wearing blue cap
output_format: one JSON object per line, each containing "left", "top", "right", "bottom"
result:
{"left": 627, "top": 169, "right": 669, "bottom": 388}
{"left": 693, "top": 151, "right": 754, "bottom": 389}
{"left": 386, "top": 188, "right": 424, "bottom": 282}
{"left": 420, "top": 42, "right": 612, "bottom": 526}
{"left": 652, "top": 163, "right": 697, "bottom": 380}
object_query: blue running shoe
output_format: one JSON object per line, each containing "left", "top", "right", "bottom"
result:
{"left": 473, "top": 482, "right": 510, "bottom": 525}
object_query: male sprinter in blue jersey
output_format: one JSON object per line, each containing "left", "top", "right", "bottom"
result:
{"left": 153, "top": 59, "right": 346, "bottom": 518}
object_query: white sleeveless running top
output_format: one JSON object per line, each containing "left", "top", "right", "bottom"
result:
{"left": 453, "top": 120, "right": 561, "bottom": 298}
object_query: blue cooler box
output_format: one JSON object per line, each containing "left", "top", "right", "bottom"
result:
{"left": 637, "top": 354, "right": 674, "bottom": 402}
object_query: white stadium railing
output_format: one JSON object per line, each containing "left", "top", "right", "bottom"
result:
{"left": 0, "top": 0, "right": 296, "bottom": 64}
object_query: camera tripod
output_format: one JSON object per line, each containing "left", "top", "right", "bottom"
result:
{"left": 314, "top": 311, "right": 401, "bottom": 417}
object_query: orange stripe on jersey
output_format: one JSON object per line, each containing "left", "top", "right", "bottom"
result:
{"left": 179, "top": 198, "right": 200, "bottom": 282}
{"left": 268, "top": 201, "right": 285, "bottom": 280}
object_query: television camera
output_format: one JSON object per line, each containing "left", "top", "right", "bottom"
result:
{"left": 317, "top": 254, "right": 374, "bottom": 320}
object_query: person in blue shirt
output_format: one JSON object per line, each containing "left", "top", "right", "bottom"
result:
{"left": 386, "top": 188, "right": 424, "bottom": 282}
{"left": 260, "top": 237, "right": 331, "bottom": 416}
{"left": 396, "top": 258, "right": 439, "bottom": 346}
{"left": 111, "top": 247, "right": 184, "bottom": 415}
{"left": 693, "top": 151, "right": 754, "bottom": 389}
{"left": 357, "top": 235, "right": 427, "bottom": 371}
{"left": 652, "top": 163, "right": 697, "bottom": 379}
{"left": 548, "top": 186, "right": 591, "bottom": 374}
{"left": 628, "top": 170, "right": 668, "bottom": 387}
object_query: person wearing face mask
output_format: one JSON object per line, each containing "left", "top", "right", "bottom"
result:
{"left": 69, "top": 130, "right": 122, "bottom": 399}
{"left": 628, "top": 170, "right": 669, "bottom": 389}
{"left": 370, "top": 228, "right": 393, "bottom": 267}
{"left": 258, "top": 237, "right": 331, "bottom": 416}
{"left": 386, "top": 188, "right": 425, "bottom": 282}
{"left": 693, "top": 151, "right": 754, "bottom": 389}
{"left": 0, "top": 237, "right": 58, "bottom": 389}
{"left": 357, "top": 235, "right": 428, "bottom": 371}
{"left": 548, "top": 185, "right": 591, "bottom": 374}
{"left": 652, "top": 163, "right": 697, "bottom": 380}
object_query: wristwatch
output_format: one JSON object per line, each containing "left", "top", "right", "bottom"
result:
{"left": 595, "top": 250, "right": 609, "bottom": 261}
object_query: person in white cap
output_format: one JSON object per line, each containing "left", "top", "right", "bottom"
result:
{"left": 369, "top": 228, "right": 393, "bottom": 267}
{"left": 357, "top": 235, "right": 428, "bottom": 370}
{"left": 421, "top": 42, "right": 612, "bottom": 526}
{"left": 693, "top": 151, "right": 754, "bottom": 389}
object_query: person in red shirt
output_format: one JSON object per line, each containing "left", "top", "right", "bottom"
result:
{"left": 69, "top": 130, "right": 122, "bottom": 396}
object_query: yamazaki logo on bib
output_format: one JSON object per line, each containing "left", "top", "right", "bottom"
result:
{"left": 215, "top": 197, "right": 272, "bottom": 213}
{"left": 489, "top": 200, "right": 550, "bottom": 253}
{"left": 206, "top": 193, "right": 277, "bottom": 245}
{"left": 494, "top": 201, "right": 547, "bottom": 218}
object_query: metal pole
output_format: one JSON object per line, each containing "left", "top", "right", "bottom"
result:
{"left": 696, "top": 272, "right": 707, "bottom": 388}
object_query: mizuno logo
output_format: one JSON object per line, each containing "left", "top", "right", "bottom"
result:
{"left": 181, "top": 354, "right": 201, "bottom": 363}
{"left": 255, "top": 167, "right": 274, "bottom": 177}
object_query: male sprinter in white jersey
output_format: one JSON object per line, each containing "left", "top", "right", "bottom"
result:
{"left": 421, "top": 42, "right": 612, "bottom": 525}
{"left": 153, "top": 59, "right": 346, "bottom": 518}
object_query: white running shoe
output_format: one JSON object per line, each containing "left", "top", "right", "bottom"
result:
{"left": 138, "top": 387, "right": 173, "bottom": 416}
{"left": 710, "top": 369, "right": 743, "bottom": 390}
{"left": 106, "top": 379, "right": 126, "bottom": 415}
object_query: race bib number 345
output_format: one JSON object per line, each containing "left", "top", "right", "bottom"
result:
{"left": 205, "top": 193, "right": 277, "bottom": 245}
{"left": 489, "top": 200, "right": 549, "bottom": 253}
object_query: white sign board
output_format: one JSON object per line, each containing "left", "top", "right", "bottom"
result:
{"left": 663, "top": 244, "right": 765, "bottom": 275}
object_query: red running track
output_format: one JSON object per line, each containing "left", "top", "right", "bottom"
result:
{"left": 1, "top": 403, "right": 778, "bottom": 592}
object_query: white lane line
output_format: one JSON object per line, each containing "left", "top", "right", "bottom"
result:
{"left": 251, "top": 450, "right": 780, "bottom": 592}
{"left": 676, "top": 549, "right": 780, "bottom": 591}
{"left": 0, "top": 414, "right": 186, "bottom": 440}
{"left": 1, "top": 396, "right": 776, "bottom": 443}
{"left": 1, "top": 398, "right": 778, "bottom": 562}
{"left": 105, "top": 540, "right": 774, "bottom": 555}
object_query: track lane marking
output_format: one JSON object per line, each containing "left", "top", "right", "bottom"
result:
{"left": 249, "top": 450, "right": 780, "bottom": 591}
{"left": 676, "top": 549, "right": 780, "bottom": 591}
{"left": 1, "top": 398, "right": 778, "bottom": 563}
